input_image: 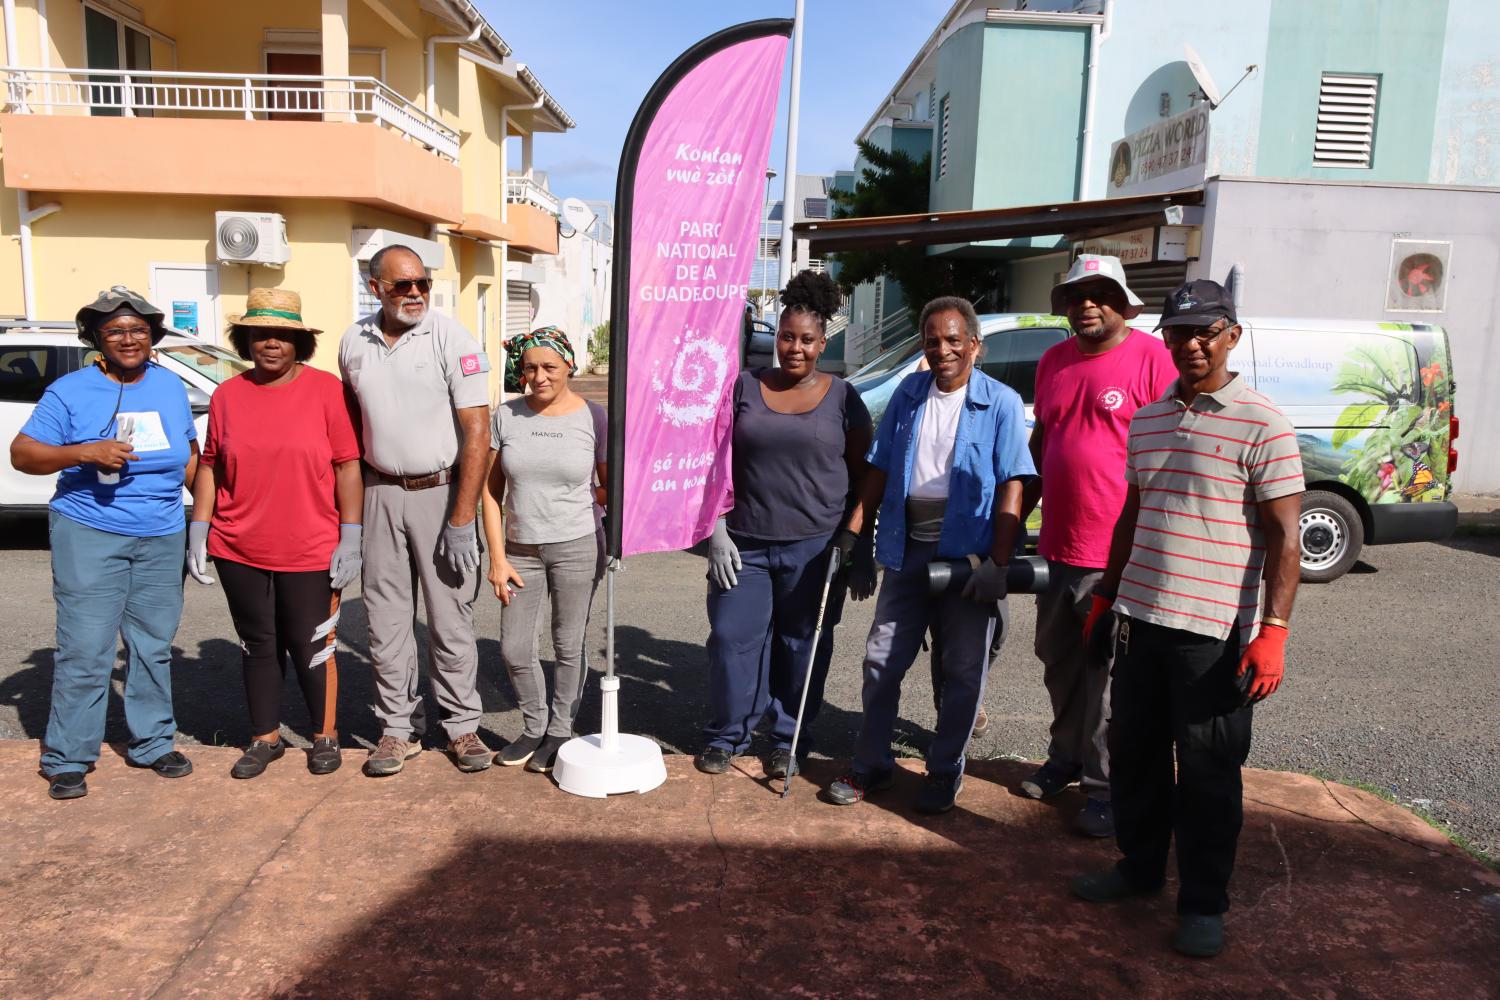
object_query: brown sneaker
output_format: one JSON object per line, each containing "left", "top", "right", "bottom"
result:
{"left": 364, "top": 734, "right": 421, "bottom": 777}
{"left": 447, "top": 731, "right": 493, "bottom": 773}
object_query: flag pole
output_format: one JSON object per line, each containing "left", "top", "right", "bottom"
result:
{"left": 774, "top": 0, "right": 804, "bottom": 298}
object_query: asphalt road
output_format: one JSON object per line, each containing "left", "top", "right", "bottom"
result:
{"left": 2, "top": 516, "right": 1497, "bottom": 860}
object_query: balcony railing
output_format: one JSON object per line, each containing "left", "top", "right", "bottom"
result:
{"left": 506, "top": 174, "right": 560, "bottom": 216}
{"left": 0, "top": 66, "right": 460, "bottom": 162}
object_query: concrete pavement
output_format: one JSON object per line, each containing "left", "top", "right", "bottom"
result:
{"left": 2, "top": 741, "right": 1497, "bottom": 998}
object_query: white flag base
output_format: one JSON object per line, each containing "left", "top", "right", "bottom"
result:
{"left": 554, "top": 676, "right": 666, "bottom": 798}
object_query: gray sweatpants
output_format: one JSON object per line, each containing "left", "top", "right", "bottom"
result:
{"left": 1034, "top": 560, "right": 1113, "bottom": 799}
{"left": 362, "top": 477, "right": 483, "bottom": 742}
{"left": 501, "top": 531, "right": 603, "bottom": 739}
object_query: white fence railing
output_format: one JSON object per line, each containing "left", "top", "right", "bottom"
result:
{"left": 0, "top": 66, "right": 460, "bottom": 162}
{"left": 506, "top": 174, "right": 560, "bottom": 216}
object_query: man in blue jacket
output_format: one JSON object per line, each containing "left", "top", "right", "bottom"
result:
{"left": 828, "top": 296, "right": 1035, "bottom": 814}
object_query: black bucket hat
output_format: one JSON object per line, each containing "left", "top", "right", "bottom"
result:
{"left": 75, "top": 286, "right": 167, "bottom": 347}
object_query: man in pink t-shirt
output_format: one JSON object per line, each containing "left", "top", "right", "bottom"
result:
{"left": 1018, "top": 254, "right": 1175, "bottom": 838}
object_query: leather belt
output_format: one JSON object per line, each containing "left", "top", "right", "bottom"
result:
{"left": 369, "top": 466, "right": 454, "bottom": 491}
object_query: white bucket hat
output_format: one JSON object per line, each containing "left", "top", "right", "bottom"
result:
{"left": 1050, "top": 254, "right": 1145, "bottom": 319}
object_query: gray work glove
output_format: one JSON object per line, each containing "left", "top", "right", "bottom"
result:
{"left": 440, "top": 519, "right": 480, "bottom": 576}
{"left": 706, "top": 517, "right": 741, "bottom": 590}
{"left": 961, "top": 557, "right": 1008, "bottom": 604}
{"left": 186, "top": 521, "right": 215, "bottom": 585}
{"left": 330, "top": 524, "right": 363, "bottom": 590}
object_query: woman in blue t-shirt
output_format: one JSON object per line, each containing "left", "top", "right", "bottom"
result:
{"left": 695, "top": 271, "right": 874, "bottom": 780}
{"left": 9, "top": 287, "right": 200, "bottom": 800}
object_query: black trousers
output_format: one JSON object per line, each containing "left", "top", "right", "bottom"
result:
{"left": 1108, "top": 616, "right": 1252, "bottom": 916}
{"left": 216, "top": 558, "right": 340, "bottom": 739}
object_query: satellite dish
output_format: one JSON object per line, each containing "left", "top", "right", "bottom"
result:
{"left": 561, "top": 197, "right": 597, "bottom": 240}
{"left": 1183, "top": 43, "right": 1222, "bottom": 109}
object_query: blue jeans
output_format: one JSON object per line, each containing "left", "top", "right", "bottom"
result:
{"left": 703, "top": 531, "right": 846, "bottom": 755}
{"left": 854, "top": 537, "right": 998, "bottom": 780}
{"left": 43, "top": 512, "right": 185, "bottom": 775}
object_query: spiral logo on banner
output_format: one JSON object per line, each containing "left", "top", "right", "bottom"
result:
{"left": 611, "top": 25, "right": 790, "bottom": 558}
{"left": 651, "top": 330, "right": 732, "bottom": 428}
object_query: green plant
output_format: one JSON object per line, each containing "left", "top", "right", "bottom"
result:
{"left": 828, "top": 140, "right": 1004, "bottom": 312}
{"left": 1330, "top": 341, "right": 1450, "bottom": 503}
{"left": 589, "top": 321, "right": 610, "bottom": 366}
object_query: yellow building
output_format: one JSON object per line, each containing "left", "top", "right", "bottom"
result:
{"left": 0, "top": 0, "right": 572, "bottom": 395}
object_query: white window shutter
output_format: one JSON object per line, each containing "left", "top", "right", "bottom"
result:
{"left": 1314, "top": 73, "right": 1379, "bottom": 168}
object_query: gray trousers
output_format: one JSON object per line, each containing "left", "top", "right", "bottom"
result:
{"left": 500, "top": 531, "right": 603, "bottom": 739}
{"left": 362, "top": 477, "right": 483, "bottom": 742}
{"left": 1034, "top": 560, "right": 1113, "bottom": 799}
{"left": 854, "top": 537, "right": 998, "bottom": 779}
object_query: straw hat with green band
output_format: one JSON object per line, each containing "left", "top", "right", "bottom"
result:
{"left": 227, "top": 288, "right": 322, "bottom": 334}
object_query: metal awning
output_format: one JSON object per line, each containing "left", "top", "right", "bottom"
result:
{"left": 791, "top": 188, "right": 1204, "bottom": 252}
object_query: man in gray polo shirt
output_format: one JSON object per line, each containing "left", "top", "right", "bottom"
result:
{"left": 339, "top": 244, "right": 494, "bottom": 776}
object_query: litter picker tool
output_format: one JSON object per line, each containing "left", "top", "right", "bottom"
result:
{"left": 781, "top": 550, "right": 841, "bottom": 798}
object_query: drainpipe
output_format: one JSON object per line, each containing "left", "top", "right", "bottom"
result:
{"left": 425, "top": 22, "right": 481, "bottom": 116}
{"left": 498, "top": 77, "right": 543, "bottom": 226}
{"left": 1076, "top": 0, "right": 1113, "bottom": 201}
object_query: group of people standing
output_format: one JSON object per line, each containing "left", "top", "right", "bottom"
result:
{"left": 698, "top": 257, "right": 1303, "bottom": 958}
{"left": 13, "top": 244, "right": 606, "bottom": 800}
{"left": 12, "top": 245, "right": 1301, "bottom": 958}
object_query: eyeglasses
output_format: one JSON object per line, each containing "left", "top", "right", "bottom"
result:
{"left": 1163, "top": 322, "right": 1231, "bottom": 346}
{"left": 99, "top": 327, "right": 154, "bottom": 342}
{"left": 375, "top": 277, "right": 432, "bottom": 296}
{"left": 1059, "top": 284, "right": 1121, "bottom": 308}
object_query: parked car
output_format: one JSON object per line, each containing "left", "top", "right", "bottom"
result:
{"left": 849, "top": 314, "right": 1459, "bottom": 582}
{"left": 1, "top": 328, "right": 249, "bottom": 512}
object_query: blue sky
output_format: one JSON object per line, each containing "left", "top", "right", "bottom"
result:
{"left": 478, "top": 0, "right": 951, "bottom": 205}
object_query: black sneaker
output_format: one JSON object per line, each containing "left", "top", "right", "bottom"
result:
{"left": 1019, "top": 761, "right": 1077, "bottom": 800}
{"left": 308, "top": 736, "right": 341, "bottom": 775}
{"left": 129, "top": 750, "right": 193, "bottom": 779}
{"left": 48, "top": 772, "right": 87, "bottom": 800}
{"left": 525, "top": 735, "right": 568, "bottom": 774}
{"left": 231, "top": 739, "right": 285, "bottom": 779}
{"left": 826, "top": 769, "right": 894, "bottom": 805}
{"left": 1069, "top": 866, "right": 1163, "bottom": 903}
{"left": 915, "top": 772, "right": 963, "bottom": 814}
{"left": 497, "top": 733, "right": 545, "bottom": 767}
{"left": 1173, "top": 914, "right": 1225, "bottom": 958}
{"left": 694, "top": 747, "right": 732, "bottom": 774}
{"left": 766, "top": 748, "right": 796, "bottom": 780}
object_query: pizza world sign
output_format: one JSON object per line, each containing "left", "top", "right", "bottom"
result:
{"left": 1108, "top": 104, "right": 1211, "bottom": 196}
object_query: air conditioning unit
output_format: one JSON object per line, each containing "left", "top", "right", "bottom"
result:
{"left": 215, "top": 211, "right": 290, "bottom": 266}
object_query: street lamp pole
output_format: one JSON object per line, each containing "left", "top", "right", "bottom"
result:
{"left": 762, "top": 167, "right": 777, "bottom": 316}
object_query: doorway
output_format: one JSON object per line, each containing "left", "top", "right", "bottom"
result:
{"left": 265, "top": 52, "right": 322, "bottom": 121}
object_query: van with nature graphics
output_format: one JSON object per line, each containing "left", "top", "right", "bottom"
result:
{"left": 848, "top": 314, "right": 1458, "bottom": 583}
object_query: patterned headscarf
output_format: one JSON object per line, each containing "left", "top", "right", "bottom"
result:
{"left": 505, "top": 326, "right": 576, "bottom": 387}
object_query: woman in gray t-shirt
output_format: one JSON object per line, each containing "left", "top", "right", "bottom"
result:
{"left": 481, "top": 327, "right": 606, "bottom": 774}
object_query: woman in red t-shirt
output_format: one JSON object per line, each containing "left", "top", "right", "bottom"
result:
{"left": 187, "top": 288, "right": 363, "bottom": 779}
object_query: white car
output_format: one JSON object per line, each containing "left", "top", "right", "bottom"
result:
{"left": 0, "top": 328, "right": 249, "bottom": 512}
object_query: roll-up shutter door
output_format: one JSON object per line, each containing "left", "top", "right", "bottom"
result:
{"left": 507, "top": 281, "right": 535, "bottom": 338}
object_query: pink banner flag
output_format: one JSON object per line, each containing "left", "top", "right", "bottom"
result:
{"left": 614, "top": 29, "right": 789, "bottom": 557}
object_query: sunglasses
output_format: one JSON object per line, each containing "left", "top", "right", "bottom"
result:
{"left": 1163, "top": 322, "right": 1231, "bottom": 346}
{"left": 375, "top": 277, "right": 432, "bottom": 296}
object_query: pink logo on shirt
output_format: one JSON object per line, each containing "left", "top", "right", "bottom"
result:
{"left": 460, "top": 354, "right": 485, "bottom": 376}
{"left": 1097, "top": 386, "right": 1126, "bottom": 411}
{"left": 1084, "top": 259, "right": 1100, "bottom": 272}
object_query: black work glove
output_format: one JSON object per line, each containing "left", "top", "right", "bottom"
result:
{"left": 826, "top": 528, "right": 858, "bottom": 569}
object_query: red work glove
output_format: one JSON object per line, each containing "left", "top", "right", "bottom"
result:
{"left": 1238, "top": 623, "right": 1288, "bottom": 703}
{"left": 1081, "top": 593, "right": 1113, "bottom": 644}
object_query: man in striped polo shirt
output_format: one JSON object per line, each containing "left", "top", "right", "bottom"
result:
{"left": 1070, "top": 279, "right": 1304, "bottom": 958}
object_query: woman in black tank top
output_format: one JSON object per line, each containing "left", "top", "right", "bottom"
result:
{"left": 694, "top": 271, "right": 874, "bottom": 780}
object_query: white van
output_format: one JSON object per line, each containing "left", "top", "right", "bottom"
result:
{"left": 848, "top": 314, "right": 1459, "bottom": 582}
{"left": 0, "top": 328, "right": 249, "bottom": 511}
